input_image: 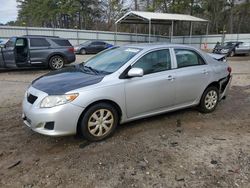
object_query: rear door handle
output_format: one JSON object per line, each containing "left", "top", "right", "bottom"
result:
{"left": 167, "top": 75, "right": 175, "bottom": 81}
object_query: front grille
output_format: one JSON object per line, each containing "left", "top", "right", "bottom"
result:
{"left": 27, "top": 93, "right": 38, "bottom": 104}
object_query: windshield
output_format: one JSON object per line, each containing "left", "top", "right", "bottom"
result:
{"left": 80, "top": 41, "right": 91, "bottom": 46}
{"left": 224, "top": 42, "right": 236, "bottom": 46}
{"left": 83, "top": 47, "right": 141, "bottom": 74}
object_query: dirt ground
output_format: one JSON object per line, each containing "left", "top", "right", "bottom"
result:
{"left": 0, "top": 55, "right": 250, "bottom": 188}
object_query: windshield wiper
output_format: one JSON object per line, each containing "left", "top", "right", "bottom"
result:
{"left": 83, "top": 66, "right": 100, "bottom": 74}
{"left": 76, "top": 64, "right": 99, "bottom": 74}
{"left": 76, "top": 64, "right": 110, "bottom": 75}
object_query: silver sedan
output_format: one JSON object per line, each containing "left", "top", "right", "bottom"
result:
{"left": 22, "top": 44, "right": 232, "bottom": 141}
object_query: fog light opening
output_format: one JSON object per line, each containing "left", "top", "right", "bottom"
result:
{"left": 44, "top": 122, "right": 55, "bottom": 130}
{"left": 36, "top": 122, "right": 45, "bottom": 128}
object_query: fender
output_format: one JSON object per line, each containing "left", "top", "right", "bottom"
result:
{"left": 46, "top": 52, "right": 67, "bottom": 65}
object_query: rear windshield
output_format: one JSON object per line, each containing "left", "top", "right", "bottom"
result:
{"left": 30, "top": 38, "right": 50, "bottom": 47}
{"left": 224, "top": 42, "right": 237, "bottom": 46}
{"left": 52, "top": 39, "right": 72, "bottom": 46}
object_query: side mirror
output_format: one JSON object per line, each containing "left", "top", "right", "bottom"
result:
{"left": 127, "top": 68, "right": 143, "bottom": 78}
{"left": 0, "top": 44, "right": 5, "bottom": 48}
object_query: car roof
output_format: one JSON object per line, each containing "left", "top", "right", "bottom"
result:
{"left": 123, "top": 43, "right": 198, "bottom": 50}
{"left": 21, "top": 35, "right": 61, "bottom": 39}
{"left": 80, "top": 40, "right": 107, "bottom": 43}
{"left": 91, "top": 40, "right": 107, "bottom": 43}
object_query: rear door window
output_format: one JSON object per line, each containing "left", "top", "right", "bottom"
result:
{"left": 30, "top": 38, "right": 50, "bottom": 47}
{"left": 174, "top": 49, "right": 205, "bottom": 68}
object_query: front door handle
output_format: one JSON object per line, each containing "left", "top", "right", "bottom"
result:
{"left": 167, "top": 75, "right": 175, "bottom": 81}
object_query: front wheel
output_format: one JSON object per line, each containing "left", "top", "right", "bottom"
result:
{"left": 79, "top": 103, "right": 119, "bottom": 141}
{"left": 229, "top": 50, "right": 235, "bottom": 57}
{"left": 80, "top": 48, "right": 86, "bottom": 55}
{"left": 198, "top": 86, "right": 219, "bottom": 113}
{"left": 49, "top": 55, "right": 65, "bottom": 70}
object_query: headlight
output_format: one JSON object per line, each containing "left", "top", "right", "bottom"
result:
{"left": 40, "top": 93, "right": 79, "bottom": 108}
{"left": 221, "top": 49, "right": 229, "bottom": 53}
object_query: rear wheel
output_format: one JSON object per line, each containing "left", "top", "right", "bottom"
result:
{"left": 49, "top": 55, "right": 65, "bottom": 70}
{"left": 79, "top": 103, "right": 118, "bottom": 141}
{"left": 198, "top": 86, "right": 219, "bottom": 113}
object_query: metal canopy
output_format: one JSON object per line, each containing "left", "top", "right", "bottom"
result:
{"left": 116, "top": 11, "right": 208, "bottom": 24}
{"left": 115, "top": 11, "right": 209, "bottom": 45}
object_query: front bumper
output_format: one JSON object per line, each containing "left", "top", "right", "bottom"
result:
{"left": 66, "top": 53, "right": 76, "bottom": 64}
{"left": 22, "top": 86, "right": 84, "bottom": 136}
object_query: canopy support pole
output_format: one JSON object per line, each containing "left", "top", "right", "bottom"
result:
{"left": 203, "top": 23, "right": 209, "bottom": 50}
{"left": 189, "top": 22, "right": 193, "bottom": 45}
{"left": 135, "top": 24, "right": 138, "bottom": 43}
{"left": 149, "top": 19, "right": 151, "bottom": 43}
{"left": 206, "top": 22, "right": 209, "bottom": 43}
{"left": 170, "top": 20, "right": 174, "bottom": 43}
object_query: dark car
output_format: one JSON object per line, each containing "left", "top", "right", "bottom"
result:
{"left": 0, "top": 35, "right": 76, "bottom": 70}
{"left": 74, "top": 40, "right": 113, "bottom": 55}
{"left": 212, "top": 41, "right": 247, "bottom": 57}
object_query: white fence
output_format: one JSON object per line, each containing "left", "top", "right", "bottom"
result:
{"left": 172, "top": 33, "right": 250, "bottom": 49}
{"left": 1, "top": 26, "right": 250, "bottom": 50}
{"left": 0, "top": 26, "right": 169, "bottom": 46}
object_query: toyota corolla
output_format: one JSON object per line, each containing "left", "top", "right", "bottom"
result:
{"left": 22, "top": 44, "right": 232, "bottom": 141}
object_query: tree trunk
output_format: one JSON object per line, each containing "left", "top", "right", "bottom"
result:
{"left": 229, "top": 0, "right": 235, "bottom": 34}
{"left": 134, "top": 0, "right": 138, "bottom": 10}
{"left": 163, "top": 0, "right": 168, "bottom": 12}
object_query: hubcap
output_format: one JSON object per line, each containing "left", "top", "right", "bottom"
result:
{"left": 51, "top": 57, "right": 63, "bottom": 69}
{"left": 81, "top": 49, "right": 86, "bottom": 54}
{"left": 88, "top": 109, "right": 114, "bottom": 137}
{"left": 205, "top": 90, "right": 218, "bottom": 110}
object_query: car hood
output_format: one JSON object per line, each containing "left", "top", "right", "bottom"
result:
{"left": 215, "top": 45, "right": 233, "bottom": 50}
{"left": 32, "top": 66, "right": 105, "bottom": 95}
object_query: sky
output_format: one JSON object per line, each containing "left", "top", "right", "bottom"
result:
{"left": 0, "top": 0, "right": 18, "bottom": 24}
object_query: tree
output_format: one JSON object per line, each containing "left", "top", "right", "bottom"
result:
{"left": 101, "top": 0, "right": 128, "bottom": 30}
{"left": 16, "top": 0, "right": 102, "bottom": 29}
{"left": 12, "top": 0, "right": 250, "bottom": 34}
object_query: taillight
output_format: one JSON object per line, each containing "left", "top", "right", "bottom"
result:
{"left": 68, "top": 47, "right": 74, "bottom": 53}
{"left": 227, "top": 66, "right": 232, "bottom": 74}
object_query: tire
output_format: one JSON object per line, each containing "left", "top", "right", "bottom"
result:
{"left": 79, "top": 103, "right": 119, "bottom": 141}
{"left": 198, "top": 86, "right": 219, "bottom": 113}
{"left": 229, "top": 50, "right": 235, "bottom": 57}
{"left": 80, "top": 48, "right": 86, "bottom": 55}
{"left": 49, "top": 55, "right": 65, "bottom": 70}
